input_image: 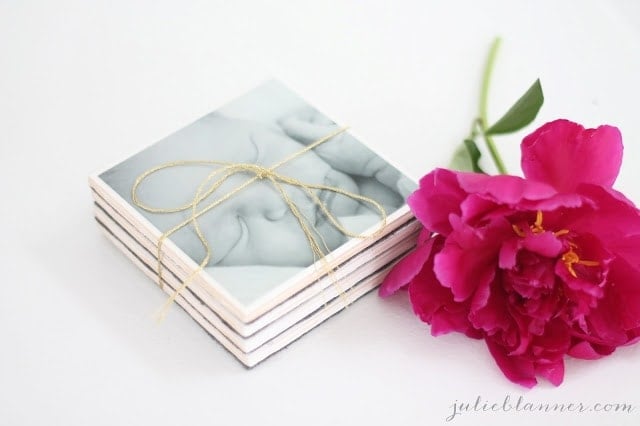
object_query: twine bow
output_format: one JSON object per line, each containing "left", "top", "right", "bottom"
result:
{"left": 131, "top": 127, "right": 388, "bottom": 319}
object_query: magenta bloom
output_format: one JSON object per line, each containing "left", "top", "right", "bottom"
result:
{"left": 380, "top": 119, "right": 640, "bottom": 387}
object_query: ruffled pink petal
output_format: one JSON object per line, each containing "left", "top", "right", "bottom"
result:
{"left": 531, "top": 319, "right": 571, "bottom": 356}
{"left": 535, "top": 360, "right": 565, "bottom": 386}
{"left": 434, "top": 216, "right": 512, "bottom": 302}
{"left": 407, "top": 238, "right": 455, "bottom": 323}
{"left": 567, "top": 341, "right": 604, "bottom": 360}
{"left": 408, "top": 168, "right": 467, "bottom": 235}
{"left": 506, "top": 254, "right": 556, "bottom": 299}
{"left": 434, "top": 241, "right": 496, "bottom": 302}
{"left": 606, "top": 257, "right": 640, "bottom": 330}
{"left": 486, "top": 338, "right": 538, "bottom": 388}
{"left": 416, "top": 227, "right": 432, "bottom": 245}
{"left": 566, "top": 185, "right": 640, "bottom": 243}
{"left": 555, "top": 261, "right": 605, "bottom": 300}
{"left": 521, "top": 119, "right": 623, "bottom": 192}
{"left": 469, "top": 278, "right": 491, "bottom": 312}
{"left": 605, "top": 234, "right": 640, "bottom": 274}
{"left": 521, "top": 231, "right": 563, "bottom": 258}
{"left": 522, "top": 193, "right": 585, "bottom": 211}
{"left": 523, "top": 289, "right": 562, "bottom": 320}
{"left": 507, "top": 312, "right": 534, "bottom": 356}
{"left": 430, "top": 306, "right": 474, "bottom": 336}
{"left": 457, "top": 173, "right": 557, "bottom": 205}
{"left": 379, "top": 234, "right": 437, "bottom": 297}
{"left": 499, "top": 238, "right": 519, "bottom": 269}
{"left": 625, "top": 328, "right": 640, "bottom": 345}
{"left": 459, "top": 194, "right": 510, "bottom": 224}
{"left": 469, "top": 282, "right": 511, "bottom": 333}
{"left": 584, "top": 294, "right": 629, "bottom": 346}
{"left": 407, "top": 252, "right": 481, "bottom": 338}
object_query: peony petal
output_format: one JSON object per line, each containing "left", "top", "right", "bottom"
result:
{"left": 522, "top": 192, "right": 585, "bottom": 211}
{"left": 416, "top": 227, "right": 432, "bottom": 245}
{"left": 567, "top": 341, "right": 604, "bottom": 360}
{"left": 521, "top": 231, "right": 563, "bottom": 258}
{"left": 433, "top": 216, "right": 512, "bottom": 302}
{"left": 608, "top": 234, "right": 640, "bottom": 271}
{"left": 400, "top": 232, "right": 486, "bottom": 338}
{"left": 499, "top": 238, "right": 519, "bottom": 269}
{"left": 408, "top": 168, "right": 467, "bottom": 235}
{"left": 606, "top": 257, "right": 640, "bottom": 330}
{"left": 486, "top": 339, "right": 538, "bottom": 388}
{"left": 521, "top": 119, "right": 623, "bottom": 192}
{"left": 507, "top": 311, "right": 534, "bottom": 356}
{"left": 506, "top": 252, "right": 557, "bottom": 298}
{"left": 531, "top": 319, "right": 571, "bottom": 356}
{"left": 566, "top": 184, "right": 640, "bottom": 244}
{"left": 379, "top": 234, "right": 437, "bottom": 297}
{"left": 457, "top": 173, "right": 558, "bottom": 205}
{"left": 555, "top": 260, "right": 605, "bottom": 300}
{"left": 469, "top": 282, "right": 511, "bottom": 333}
{"left": 585, "top": 293, "right": 629, "bottom": 346}
{"left": 625, "top": 328, "right": 640, "bottom": 345}
{"left": 407, "top": 237, "right": 455, "bottom": 322}
{"left": 434, "top": 241, "right": 496, "bottom": 302}
{"left": 398, "top": 235, "right": 480, "bottom": 338}
{"left": 535, "top": 360, "right": 565, "bottom": 386}
{"left": 430, "top": 306, "right": 474, "bottom": 336}
{"left": 460, "top": 194, "right": 509, "bottom": 224}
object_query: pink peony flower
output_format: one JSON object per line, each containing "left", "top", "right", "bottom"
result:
{"left": 380, "top": 119, "right": 640, "bottom": 387}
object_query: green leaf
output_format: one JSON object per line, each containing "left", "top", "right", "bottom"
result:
{"left": 486, "top": 79, "right": 544, "bottom": 135}
{"left": 463, "top": 139, "right": 484, "bottom": 173}
{"left": 448, "top": 144, "right": 471, "bottom": 171}
{"left": 448, "top": 139, "right": 485, "bottom": 173}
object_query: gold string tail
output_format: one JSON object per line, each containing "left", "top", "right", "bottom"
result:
{"left": 131, "top": 127, "right": 388, "bottom": 321}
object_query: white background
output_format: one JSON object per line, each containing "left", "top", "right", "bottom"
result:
{"left": 2, "top": 1, "right": 640, "bottom": 425}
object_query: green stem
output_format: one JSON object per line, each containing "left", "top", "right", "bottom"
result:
{"left": 478, "top": 37, "right": 508, "bottom": 175}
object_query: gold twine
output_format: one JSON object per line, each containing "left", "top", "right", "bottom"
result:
{"left": 131, "top": 127, "right": 388, "bottom": 320}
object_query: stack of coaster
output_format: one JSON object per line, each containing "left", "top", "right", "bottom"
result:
{"left": 89, "top": 80, "right": 419, "bottom": 366}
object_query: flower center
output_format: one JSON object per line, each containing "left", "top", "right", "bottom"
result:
{"left": 511, "top": 210, "right": 599, "bottom": 278}
{"left": 511, "top": 210, "right": 565, "bottom": 236}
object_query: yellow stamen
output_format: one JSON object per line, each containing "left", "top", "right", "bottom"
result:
{"left": 577, "top": 260, "right": 599, "bottom": 266}
{"left": 509, "top": 211, "right": 599, "bottom": 279}
{"left": 511, "top": 210, "right": 548, "bottom": 237}
{"left": 561, "top": 247, "right": 599, "bottom": 278}
{"left": 512, "top": 224, "right": 525, "bottom": 237}
{"left": 531, "top": 210, "right": 545, "bottom": 234}
{"left": 535, "top": 210, "right": 543, "bottom": 227}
